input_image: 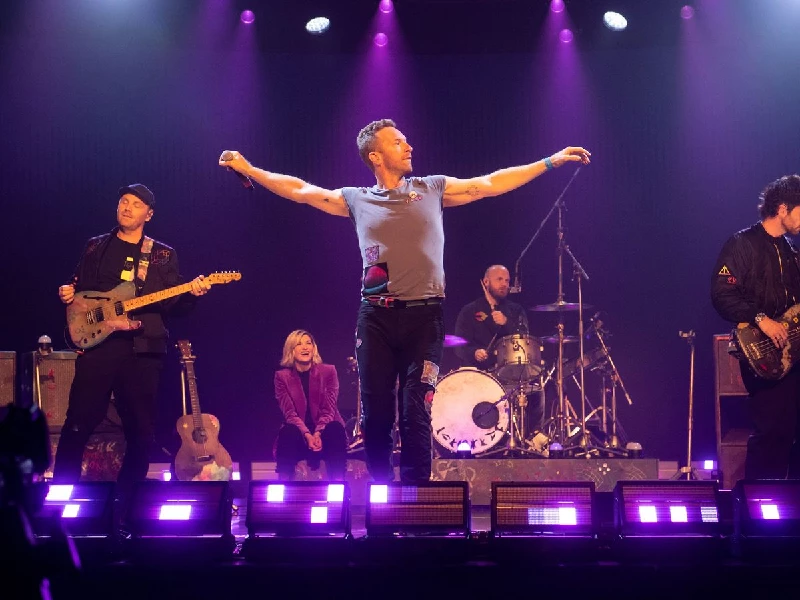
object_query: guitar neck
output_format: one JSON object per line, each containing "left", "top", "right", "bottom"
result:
{"left": 122, "top": 281, "right": 195, "bottom": 312}
{"left": 183, "top": 360, "right": 204, "bottom": 429}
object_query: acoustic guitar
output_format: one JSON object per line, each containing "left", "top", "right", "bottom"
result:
{"left": 67, "top": 271, "right": 241, "bottom": 350}
{"left": 174, "top": 340, "right": 233, "bottom": 481}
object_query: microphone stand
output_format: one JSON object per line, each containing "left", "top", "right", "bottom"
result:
{"left": 511, "top": 168, "right": 583, "bottom": 448}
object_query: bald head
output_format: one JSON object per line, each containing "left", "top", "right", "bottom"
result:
{"left": 483, "top": 265, "right": 510, "bottom": 301}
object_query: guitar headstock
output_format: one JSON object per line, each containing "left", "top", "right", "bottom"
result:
{"left": 207, "top": 271, "right": 242, "bottom": 285}
{"left": 177, "top": 340, "right": 195, "bottom": 361}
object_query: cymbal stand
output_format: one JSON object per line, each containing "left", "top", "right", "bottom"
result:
{"left": 562, "top": 244, "right": 594, "bottom": 455}
{"left": 591, "top": 327, "right": 632, "bottom": 455}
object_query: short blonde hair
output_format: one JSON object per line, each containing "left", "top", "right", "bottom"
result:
{"left": 279, "top": 329, "right": 323, "bottom": 367}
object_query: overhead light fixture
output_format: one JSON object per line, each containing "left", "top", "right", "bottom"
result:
{"left": 306, "top": 17, "right": 330, "bottom": 35}
{"left": 603, "top": 11, "right": 628, "bottom": 32}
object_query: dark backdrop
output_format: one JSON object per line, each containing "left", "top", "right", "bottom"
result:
{"left": 3, "top": 0, "right": 799, "bottom": 467}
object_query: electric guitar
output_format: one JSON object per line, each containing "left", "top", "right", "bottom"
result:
{"left": 174, "top": 340, "right": 233, "bottom": 482}
{"left": 67, "top": 272, "right": 241, "bottom": 349}
{"left": 734, "top": 303, "right": 800, "bottom": 380}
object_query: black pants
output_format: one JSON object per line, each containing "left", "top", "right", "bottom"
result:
{"left": 275, "top": 421, "right": 347, "bottom": 480}
{"left": 52, "top": 337, "right": 163, "bottom": 493}
{"left": 355, "top": 302, "right": 444, "bottom": 483}
{"left": 740, "top": 362, "right": 800, "bottom": 480}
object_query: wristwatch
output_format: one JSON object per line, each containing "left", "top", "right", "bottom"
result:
{"left": 754, "top": 312, "right": 767, "bottom": 324}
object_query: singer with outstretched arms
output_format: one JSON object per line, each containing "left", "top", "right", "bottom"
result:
{"left": 454, "top": 265, "right": 529, "bottom": 369}
{"left": 219, "top": 119, "right": 590, "bottom": 483}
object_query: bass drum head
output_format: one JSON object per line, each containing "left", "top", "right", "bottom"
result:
{"left": 431, "top": 367, "right": 509, "bottom": 456}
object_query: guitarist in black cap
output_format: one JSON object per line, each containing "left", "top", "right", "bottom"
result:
{"left": 53, "top": 183, "right": 211, "bottom": 498}
{"left": 711, "top": 174, "right": 800, "bottom": 481}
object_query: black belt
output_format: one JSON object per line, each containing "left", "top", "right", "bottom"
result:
{"left": 363, "top": 296, "right": 444, "bottom": 309}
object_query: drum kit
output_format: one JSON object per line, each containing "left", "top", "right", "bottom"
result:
{"left": 433, "top": 167, "right": 635, "bottom": 459}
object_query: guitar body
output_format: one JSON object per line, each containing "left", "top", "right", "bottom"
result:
{"left": 735, "top": 303, "right": 800, "bottom": 380}
{"left": 66, "top": 272, "right": 241, "bottom": 350}
{"left": 67, "top": 281, "right": 137, "bottom": 349}
{"left": 174, "top": 413, "right": 233, "bottom": 481}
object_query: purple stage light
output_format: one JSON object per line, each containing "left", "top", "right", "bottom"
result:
{"left": 379, "top": 0, "right": 394, "bottom": 14}
{"left": 550, "top": 0, "right": 565, "bottom": 14}
{"left": 159, "top": 504, "right": 192, "bottom": 520}
{"left": 761, "top": 504, "right": 780, "bottom": 520}
{"left": 62, "top": 504, "right": 80, "bottom": 518}
{"left": 370, "top": 484, "right": 388, "bottom": 503}
{"left": 374, "top": 32, "right": 388, "bottom": 47}
{"left": 47, "top": 485, "right": 74, "bottom": 501}
{"left": 266, "top": 484, "right": 285, "bottom": 502}
{"left": 680, "top": 5, "right": 695, "bottom": 20}
{"left": 310, "top": 506, "right": 328, "bottom": 524}
{"left": 559, "top": 28, "right": 574, "bottom": 43}
{"left": 240, "top": 10, "right": 255, "bottom": 25}
{"left": 327, "top": 484, "right": 345, "bottom": 502}
{"left": 670, "top": 505, "right": 688, "bottom": 523}
{"left": 638, "top": 505, "right": 658, "bottom": 522}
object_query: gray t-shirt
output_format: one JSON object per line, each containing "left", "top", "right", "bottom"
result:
{"left": 342, "top": 175, "right": 446, "bottom": 300}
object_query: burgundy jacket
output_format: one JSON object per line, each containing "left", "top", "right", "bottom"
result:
{"left": 274, "top": 363, "right": 345, "bottom": 436}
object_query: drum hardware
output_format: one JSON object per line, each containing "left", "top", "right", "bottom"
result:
{"left": 479, "top": 372, "right": 546, "bottom": 458}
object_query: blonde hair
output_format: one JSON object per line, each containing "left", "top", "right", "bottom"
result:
{"left": 279, "top": 329, "right": 323, "bottom": 367}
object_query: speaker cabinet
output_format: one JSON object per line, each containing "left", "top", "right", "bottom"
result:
{"left": 21, "top": 351, "right": 121, "bottom": 433}
{"left": 0, "top": 351, "right": 15, "bottom": 407}
{"left": 713, "top": 333, "right": 751, "bottom": 490}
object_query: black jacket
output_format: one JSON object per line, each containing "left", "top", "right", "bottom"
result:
{"left": 711, "top": 222, "right": 800, "bottom": 324}
{"left": 454, "top": 297, "right": 529, "bottom": 368}
{"left": 70, "top": 227, "right": 197, "bottom": 353}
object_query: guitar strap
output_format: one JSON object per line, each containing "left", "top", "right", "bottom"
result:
{"left": 134, "top": 236, "right": 154, "bottom": 294}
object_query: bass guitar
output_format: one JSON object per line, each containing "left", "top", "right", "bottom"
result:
{"left": 67, "top": 271, "right": 241, "bottom": 349}
{"left": 733, "top": 303, "right": 800, "bottom": 380}
{"left": 174, "top": 340, "right": 233, "bottom": 481}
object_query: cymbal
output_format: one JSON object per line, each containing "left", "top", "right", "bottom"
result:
{"left": 540, "top": 335, "right": 580, "bottom": 344}
{"left": 444, "top": 334, "right": 468, "bottom": 348}
{"left": 530, "top": 301, "right": 593, "bottom": 312}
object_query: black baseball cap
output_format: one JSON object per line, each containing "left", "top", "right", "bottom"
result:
{"left": 118, "top": 183, "right": 155, "bottom": 208}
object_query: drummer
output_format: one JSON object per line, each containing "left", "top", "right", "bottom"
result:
{"left": 454, "top": 265, "right": 529, "bottom": 368}
{"left": 454, "top": 265, "right": 546, "bottom": 434}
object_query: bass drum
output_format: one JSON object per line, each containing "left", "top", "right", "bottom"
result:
{"left": 431, "top": 367, "right": 509, "bottom": 456}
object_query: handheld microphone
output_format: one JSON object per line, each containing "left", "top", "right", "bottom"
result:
{"left": 220, "top": 151, "right": 254, "bottom": 190}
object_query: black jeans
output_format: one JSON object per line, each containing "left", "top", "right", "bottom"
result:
{"left": 355, "top": 302, "right": 444, "bottom": 483}
{"left": 275, "top": 421, "right": 347, "bottom": 480}
{"left": 740, "top": 362, "right": 800, "bottom": 480}
{"left": 53, "top": 337, "right": 163, "bottom": 493}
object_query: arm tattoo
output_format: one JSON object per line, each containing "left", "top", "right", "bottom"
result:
{"left": 466, "top": 185, "right": 480, "bottom": 197}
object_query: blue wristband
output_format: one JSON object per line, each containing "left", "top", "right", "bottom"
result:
{"left": 544, "top": 156, "right": 554, "bottom": 171}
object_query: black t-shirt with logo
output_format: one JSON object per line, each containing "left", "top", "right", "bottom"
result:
{"left": 96, "top": 235, "right": 140, "bottom": 291}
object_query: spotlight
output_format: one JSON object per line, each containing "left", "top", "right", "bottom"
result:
{"left": 379, "top": 0, "right": 394, "bottom": 14}
{"left": 240, "top": 10, "right": 255, "bottom": 25}
{"left": 245, "top": 481, "right": 350, "bottom": 537}
{"left": 603, "top": 12, "right": 627, "bottom": 32}
{"left": 365, "top": 481, "right": 469, "bottom": 537}
{"left": 374, "top": 32, "right": 388, "bottom": 47}
{"left": 550, "top": 0, "right": 565, "bottom": 13}
{"left": 306, "top": 17, "right": 330, "bottom": 35}
{"left": 734, "top": 480, "right": 800, "bottom": 558}
{"left": 490, "top": 482, "right": 597, "bottom": 560}
{"left": 614, "top": 480, "right": 723, "bottom": 559}
{"left": 125, "top": 481, "right": 234, "bottom": 561}
{"left": 34, "top": 482, "right": 115, "bottom": 538}
{"left": 558, "top": 29, "right": 574, "bottom": 44}
{"left": 680, "top": 5, "right": 695, "bottom": 20}
{"left": 456, "top": 441, "right": 471, "bottom": 459}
